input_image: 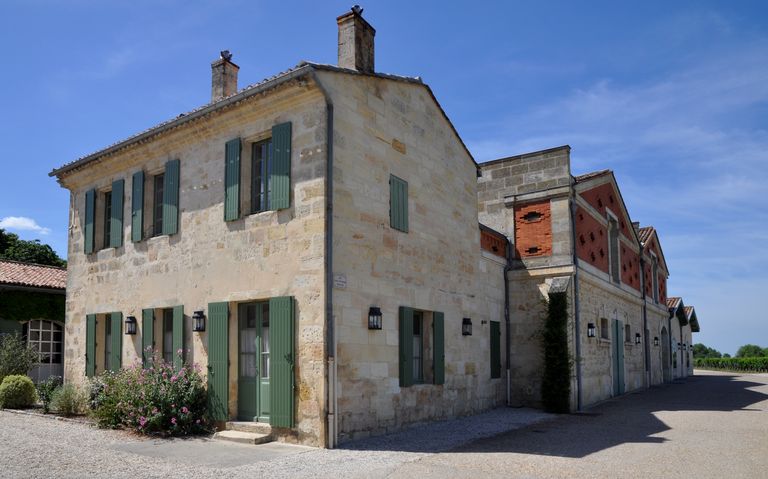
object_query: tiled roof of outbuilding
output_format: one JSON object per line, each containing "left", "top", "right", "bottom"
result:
{"left": 0, "top": 260, "right": 67, "bottom": 290}
{"left": 667, "top": 297, "right": 682, "bottom": 309}
{"left": 638, "top": 226, "right": 654, "bottom": 245}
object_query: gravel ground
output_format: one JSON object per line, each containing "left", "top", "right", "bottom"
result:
{"left": 0, "top": 406, "right": 552, "bottom": 478}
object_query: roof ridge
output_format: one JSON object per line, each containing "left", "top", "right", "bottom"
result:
{"left": 0, "top": 259, "right": 67, "bottom": 270}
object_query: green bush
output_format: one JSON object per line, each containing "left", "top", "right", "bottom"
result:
{"left": 0, "top": 375, "right": 37, "bottom": 408}
{"left": 51, "top": 383, "right": 87, "bottom": 416}
{"left": 695, "top": 357, "right": 768, "bottom": 372}
{"left": 37, "top": 376, "right": 63, "bottom": 413}
{"left": 91, "top": 357, "right": 210, "bottom": 436}
{"left": 0, "top": 334, "right": 39, "bottom": 384}
{"left": 541, "top": 292, "right": 571, "bottom": 413}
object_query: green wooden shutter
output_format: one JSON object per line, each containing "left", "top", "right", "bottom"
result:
{"left": 172, "top": 305, "right": 184, "bottom": 370}
{"left": 141, "top": 308, "right": 154, "bottom": 367}
{"left": 490, "top": 321, "right": 501, "bottom": 378}
{"left": 84, "top": 189, "right": 96, "bottom": 254}
{"left": 269, "top": 296, "right": 295, "bottom": 428}
{"left": 224, "top": 138, "right": 241, "bottom": 221}
{"left": 110, "top": 179, "right": 124, "bottom": 248}
{"left": 433, "top": 312, "right": 445, "bottom": 385}
{"left": 131, "top": 171, "right": 144, "bottom": 242}
{"left": 271, "top": 122, "right": 292, "bottom": 210}
{"left": 390, "top": 175, "right": 409, "bottom": 232}
{"left": 399, "top": 306, "right": 414, "bottom": 387}
{"left": 162, "top": 159, "right": 180, "bottom": 235}
{"left": 110, "top": 312, "right": 122, "bottom": 371}
{"left": 207, "top": 302, "right": 229, "bottom": 421}
{"left": 86, "top": 314, "right": 97, "bottom": 377}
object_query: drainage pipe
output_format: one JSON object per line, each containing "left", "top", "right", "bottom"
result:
{"left": 504, "top": 235, "right": 513, "bottom": 407}
{"left": 569, "top": 189, "right": 583, "bottom": 411}
{"left": 640, "top": 257, "right": 650, "bottom": 388}
{"left": 309, "top": 70, "right": 337, "bottom": 448}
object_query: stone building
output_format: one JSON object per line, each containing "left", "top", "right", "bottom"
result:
{"left": 50, "top": 8, "right": 509, "bottom": 447}
{"left": 0, "top": 260, "right": 67, "bottom": 382}
{"left": 665, "top": 298, "right": 700, "bottom": 379}
{"left": 478, "top": 146, "right": 674, "bottom": 410}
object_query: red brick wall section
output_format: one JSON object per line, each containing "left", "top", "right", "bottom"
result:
{"left": 575, "top": 206, "right": 609, "bottom": 273}
{"left": 644, "top": 261, "right": 653, "bottom": 298}
{"left": 659, "top": 274, "right": 667, "bottom": 304}
{"left": 620, "top": 245, "right": 641, "bottom": 292}
{"left": 481, "top": 230, "right": 507, "bottom": 258}
{"left": 514, "top": 201, "right": 552, "bottom": 258}
{"left": 579, "top": 183, "right": 633, "bottom": 240}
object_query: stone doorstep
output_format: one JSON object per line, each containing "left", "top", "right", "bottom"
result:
{"left": 212, "top": 430, "right": 273, "bottom": 445}
{"left": 225, "top": 421, "right": 273, "bottom": 435}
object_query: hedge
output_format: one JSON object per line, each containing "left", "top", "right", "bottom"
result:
{"left": 695, "top": 357, "right": 768, "bottom": 372}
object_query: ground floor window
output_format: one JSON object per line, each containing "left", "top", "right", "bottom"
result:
{"left": 22, "top": 320, "right": 63, "bottom": 365}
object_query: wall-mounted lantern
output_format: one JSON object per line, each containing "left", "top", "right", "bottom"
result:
{"left": 192, "top": 310, "right": 206, "bottom": 332}
{"left": 635, "top": 333, "right": 641, "bottom": 345}
{"left": 462, "top": 318, "right": 472, "bottom": 336}
{"left": 587, "top": 323, "right": 596, "bottom": 338}
{"left": 677, "top": 342, "right": 682, "bottom": 348}
{"left": 368, "top": 307, "right": 382, "bottom": 330}
{"left": 124, "top": 316, "right": 137, "bottom": 335}
{"left": 654, "top": 336, "right": 659, "bottom": 347}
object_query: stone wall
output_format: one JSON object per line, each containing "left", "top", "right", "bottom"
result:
{"left": 316, "top": 71, "right": 507, "bottom": 442}
{"left": 59, "top": 79, "right": 329, "bottom": 446}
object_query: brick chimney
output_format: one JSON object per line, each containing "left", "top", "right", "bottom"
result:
{"left": 211, "top": 50, "right": 239, "bottom": 102}
{"left": 337, "top": 5, "right": 375, "bottom": 73}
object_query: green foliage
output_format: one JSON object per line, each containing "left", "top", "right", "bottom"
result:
{"left": 692, "top": 343, "right": 722, "bottom": 359}
{"left": 541, "top": 292, "right": 571, "bottom": 413}
{"left": 0, "top": 291, "right": 65, "bottom": 323}
{"left": 735, "top": 344, "right": 768, "bottom": 358}
{"left": 91, "top": 357, "right": 210, "bottom": 436}
{"left": 695, "top": 357, "right": 768, "bottom": 372}
{"left": 723, "top": 353, "right": 731, "bottom": 358}
{"left": 37, "top": 376, "right": 62, "bottom": 413}
{"left": 0, "top": 229, "right": 66, "bottom": 267}
{"left": 51, "top": 383, "right": 87, "bottom": 416}
{"left": 0, "top": 375, "right": 37, "bottom": 408}
{"left": 0, "top": 333, "right": 40, "bottom": 384}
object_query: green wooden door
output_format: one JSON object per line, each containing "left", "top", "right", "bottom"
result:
{"left": 207, "top": 302, "right": 229, "bottom": 422}
{"left": 268, "top": 296, "right": 294, "bottom": 428}
{"left": 612, "top": 319, "right": 625, "bottom": 396}
{"left": 238, "top": 302, "right": 270, "bottom": 422}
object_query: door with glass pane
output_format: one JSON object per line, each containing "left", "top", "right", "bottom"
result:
{"left": 238, "top": 302, "right": 270, "bottom": 422}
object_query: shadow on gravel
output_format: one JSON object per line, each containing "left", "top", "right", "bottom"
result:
{"left": 451, "top": 373, "right": 768, "bottom": 458}
{"left": 339, "top": 374, "right": 768, "bottom": 458}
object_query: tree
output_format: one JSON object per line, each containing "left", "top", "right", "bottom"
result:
{"left": 735, "top": 344, "right": 767, "bottom": 358}
{"left": 723, "top": 353, "right": 731, "bottom": 358}
{"left": 692, "top": 343, "right": 722, "bottom": 359}
{"left": 0, "top": 229, "right": 66, "bottom": 267}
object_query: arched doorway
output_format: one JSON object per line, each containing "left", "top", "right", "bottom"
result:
{"left": 661, "top": 326, "right": 671, "bottom": 383}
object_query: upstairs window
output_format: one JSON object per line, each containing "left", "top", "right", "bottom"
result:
{"left": 153, "top": 173, "right": 165, "bottom": 237}
{"left": 251, "top": 138, "right": 273, "bottom": 213}
{"left": 390, "top": 174, "right": 409, "bottom": 232}
{"left": 103, "top": 190, "right": 113, "bottom": 248}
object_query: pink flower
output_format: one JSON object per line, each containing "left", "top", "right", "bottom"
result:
{"left": 139, "top": 416, "right": 147, "bottom": 427}
{"left": 195, "top": 419, "right": 200, "bottom": 424}
{"left": 181, "top": 406, "right": 189, "bottom": 414}
{"left": 171, "top": 417, "right": 177, "bottom": 425}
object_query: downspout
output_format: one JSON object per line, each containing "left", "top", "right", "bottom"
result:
{"left": 503, "top": 236, "right": 512, "bottom": 407}
{"left": 568, "top": 189, "right": 583, "bottom": 411}
{"left": 310, "top": 70, "right": 337, "bottom": 448}
{"left": 640, "top": 257, "right": 649, "bottom": 388}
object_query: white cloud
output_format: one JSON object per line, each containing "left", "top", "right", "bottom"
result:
{"left": 0, "top": 216, "right": 51, "bottom": 235}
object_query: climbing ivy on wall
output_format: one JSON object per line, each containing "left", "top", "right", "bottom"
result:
{"left": 541, "top": 291, "right": 571, "bottom": 413}
{"left": 0, "top": 291, "right": 65, "bottom": 323}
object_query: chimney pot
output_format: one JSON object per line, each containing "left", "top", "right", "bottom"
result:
{"left": 211, "top": 51, "right": 239, "bottom": 102}
{"left": 337, "top": 6, "right": 375, "bottom": 73}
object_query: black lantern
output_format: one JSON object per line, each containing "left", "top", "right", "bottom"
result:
{"left": 677, "top": 342, "right": 682, "bottom": 348}
{"left": 462, "top": 318, "right": 472, "bottom": 336}
{"left": 635, "top": 333, "right": 641, "bottom": 345}
{"left": 587, "top": 323, "right": 596, "bottom": 338}
{"left": 124, "top": 316, "right": 137, "bottom": 335}
{"left": 654, "top": 336, "right": 659, "bottom": 346}
{"left": 193, "top": 310, "right": 206, "bottom": 332}
{"left": 368, "top": 307, "right": 382, "bottom": 330}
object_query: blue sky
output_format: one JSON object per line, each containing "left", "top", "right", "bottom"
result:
{"left": 1, "top": 1, "right": 766, "bottom": 355}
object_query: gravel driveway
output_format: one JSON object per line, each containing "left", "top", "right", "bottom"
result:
{"left": 0, "top": 405, "right": 551, "bottom": 478}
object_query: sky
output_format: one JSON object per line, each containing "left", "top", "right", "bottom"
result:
{"left": 1, "top": 1, "right": 766, "bottom": 355}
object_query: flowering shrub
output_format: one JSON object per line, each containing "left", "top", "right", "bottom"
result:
{"left": 91, "top": 351, "right": 210, "bottom": 436}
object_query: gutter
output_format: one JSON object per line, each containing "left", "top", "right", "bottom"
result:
{"left": 503, "top": 236, "right": 513, "bottom": 406}
{"left": 569, "top": 188, "right": 583, "bottom": 411}
{"left": 640, "top": 257, "right": 650, "bottom": 388}
{"left": 308, "top": 70, "right": 337, "bottom": 448}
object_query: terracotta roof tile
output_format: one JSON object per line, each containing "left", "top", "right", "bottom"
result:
{"left": 666, "top": 297, "right": 682, "bottom": 309}
{"left": 0, "top": 260, "right": 67, "bottom": 290}
{"left": 638, "top": 226, "right": 654, "bottom": 245}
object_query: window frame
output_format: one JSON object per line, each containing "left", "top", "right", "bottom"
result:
{"left": 22, "top": 320, "right": 63, "bottom": 365}
{"left": 600, "top": 317, "right": 610, "bottom": 340}
{"left": 412, "top": 311, "right": 424, "bottom": 384}
{"left": 152, "top": 172, "right": 165, "bottom": 237}
{"left": 104, "top": 314, "right": 112, "bottom": 372}
{"left": 103, "top": 190, "right": 113, "bottom": 249}
{"left": 162, "top": 308, "right": 174, "bottom": 364}
{"left": 250, "top": 137, "right": 274, "bottom": 215}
